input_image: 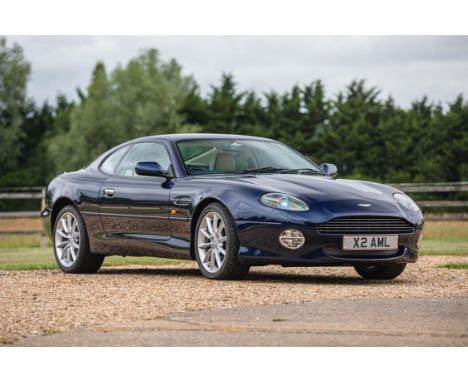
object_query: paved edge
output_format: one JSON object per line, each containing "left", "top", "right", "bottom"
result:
{"left": 14, "top": 297, "right": 468, "bottom": 346}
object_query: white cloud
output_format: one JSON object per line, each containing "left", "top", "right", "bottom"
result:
{"left": 8, "top": 36, "right": 468, "bottom": 107}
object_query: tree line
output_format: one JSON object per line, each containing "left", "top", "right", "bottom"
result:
{"left": 1, "top": 37, "right": 467, "bottom": 188}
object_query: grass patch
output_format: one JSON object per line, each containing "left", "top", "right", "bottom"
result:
{"left": 0, "top": 247, "right": 188, "bottom": 271}
{"left": 422, "top": 221, "right": 468, "bottom": 241}
{"left": 0, "top": 234, "right": 51, "bottom": 249}
{"left": 438, "top": 262, "right": 468, "bottom": 270}
{"left": 0, "top": 220, "right": 467, "bottom": 270}
{"left": 420, "top": 240, "right": 468, "bottom": 256}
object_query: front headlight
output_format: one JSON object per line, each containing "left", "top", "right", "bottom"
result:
{"left": 260, "top": 193, "right": 309, "bottom": 211}
{"left": 393, "top": 193, "right": 420, "bottom": 212}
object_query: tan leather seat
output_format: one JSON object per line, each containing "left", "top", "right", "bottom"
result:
{"left": 214, "top": 153, "right": 236, "bottom": 172}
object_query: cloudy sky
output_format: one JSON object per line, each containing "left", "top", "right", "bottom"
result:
{"left": 9, "top": 36, "right": 468, "bottom": 108}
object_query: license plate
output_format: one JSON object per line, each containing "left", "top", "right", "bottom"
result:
{"left": 342, "top": 235, "right": 398, "bottom": 251}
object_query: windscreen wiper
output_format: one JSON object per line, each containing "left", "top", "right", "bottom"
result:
{"left": 240, "top": 167, "right": 287, "bottom": 174}
{"left": 279, "top": 168, "right": 323, "bottom": 175}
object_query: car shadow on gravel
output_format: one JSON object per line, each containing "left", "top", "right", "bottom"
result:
{"left": 100, "top": 267, "right": 201, "bottom": 277}
{"left": 245, "top": 272, "right": 410, "bottom": 285}
{"left": 98, "top": 267, "right": 412, "bottom": 285}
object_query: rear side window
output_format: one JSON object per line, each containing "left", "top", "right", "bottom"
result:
{"left": 100, "top": 146, "right": 129, "bottom": 175}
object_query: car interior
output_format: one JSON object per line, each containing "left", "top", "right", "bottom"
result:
{"left": 182, "top": 142, "right": 257, "bottom": 174}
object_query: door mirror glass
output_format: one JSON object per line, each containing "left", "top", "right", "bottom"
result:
{"left": 320, "top": 163, "right": 338, "bottom": 178}
{"left": 135, "top": 161, "right": 169, "bottom": 177}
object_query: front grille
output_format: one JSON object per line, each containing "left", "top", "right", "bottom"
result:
{"left": 317, "top": 216, "right": 414, "bottom": 234}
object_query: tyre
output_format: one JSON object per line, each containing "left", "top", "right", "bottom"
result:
{"left": 53, "top": 205, "right": 104, "bottom": 273}
{"left": 194, "top": 202, "right": 250, "bottom": 280}
{"left": 354, "top": 263, "right": 407, "bottom": 280}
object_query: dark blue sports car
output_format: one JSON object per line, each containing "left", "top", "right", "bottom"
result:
{"left": 41, "top": 134, "right": 424, "bottom": 280}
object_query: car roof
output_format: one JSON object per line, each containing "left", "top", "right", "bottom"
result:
{"left": 131, "top": 133, "right": 274, "bottom": 143}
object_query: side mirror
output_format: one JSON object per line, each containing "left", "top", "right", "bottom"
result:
{"left": 321, "top": 163, "right": 338, "bottom": 178}
{"left": 135, "top": 161, "right": 170, "bottom": 177}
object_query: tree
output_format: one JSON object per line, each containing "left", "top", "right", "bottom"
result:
{"left": 0, "top": 37, "right": 31, "bottom": 172}
{"left": 205, "top": 74, "right": 244, "bottom": 134}
{"left": 277, "top": 85, "right": 304, "bottom": 150}
{"left": 48, "top": 50, "right": 197, "bottom": 172}
{"left": 180, "top": 84, "right": 209, "bottom": 127}
{"left": 237, "top": 91, "right": 268, "bottom": 137}
{"left": 412, "top": 96, "right": 468, "bottom": 182}
{"left": 316, "top": 80, "right": 384, "bottom": 179}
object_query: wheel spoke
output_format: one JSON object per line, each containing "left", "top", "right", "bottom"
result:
{"left": 202, "top": 249, "right": 212, "bottom": 264}
{"left": 69, "top": 246, "right": 76, "bottom": 261}
{"left": 61, "top": 218, "right": 69, "bottom": 233}
{"left": 215, "top": 252, "right": 223, "bottom": 268}
{"left": 198, "top": 242, "right": 212, "bottom": 249}
{"left": 212, "top": 214, "right": 219, "bottom": 232}
{"left": 71, "top": 241, "right": 79, "bottom": 249}
{"left": 200, "top": 228, "right": 211, "bottom": 240}
{"left": 61, "top": 245, "right": 69, "bottom": 260}
{"left": 71, "top": 220, "right": 78, "bottom": 234}
{"left": 206, "top": 216, "right": 215, "bottom": 235}
{"left": 66, "top": 247, "right": 73, "bottom": 263}
{"left": 57, "top": 229, "right": 68, "bottom": 239}
{"left": 67, "top": 214, "right": 73, "bottom": 233}
{"left": 57, "top": 240, "right": 68, "bottom": 248}
{"left": 218, "top": 247, "right": 226, "bottom": 255}
{"left": 210, "top": 250, "right": 216, "bottom": 270}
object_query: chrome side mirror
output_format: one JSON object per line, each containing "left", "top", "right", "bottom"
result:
{"left": 321, "top": 163, "right": 338, "bottom": 178}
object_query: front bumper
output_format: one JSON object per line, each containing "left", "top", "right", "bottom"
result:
{"left": 236, "top": 220, "right": 421, "bottom": 266}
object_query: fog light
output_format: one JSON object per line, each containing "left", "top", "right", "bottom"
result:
{"left": 279, "top": 229, "right": 305, "bottom": 249}
{"left": 416, "top": 234, "right": 423, "bottom": 249}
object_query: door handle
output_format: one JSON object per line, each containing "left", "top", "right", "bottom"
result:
{"left": 103, "top": 188, "right": 114, "bottom": 197}
{"left": 173, "top": 196, "right": 191, "bottom": 206}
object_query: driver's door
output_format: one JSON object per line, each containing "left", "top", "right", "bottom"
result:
{"left": 98, "top": 141, "right": 172, "bottom": 242}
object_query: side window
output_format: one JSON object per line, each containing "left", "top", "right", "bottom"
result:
{"left": 100, "top": 146, "right": 129, "bottom": 175}
{"left": 115, "top": 142, "right": 171, "bottom": 177}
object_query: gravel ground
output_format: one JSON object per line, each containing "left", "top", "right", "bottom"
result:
{"left": 1, "top": 255, "right": 467, "bottom": 344}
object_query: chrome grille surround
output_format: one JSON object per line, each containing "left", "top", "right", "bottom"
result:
{"left": 317, "top": 216, "right": 414, "bottom": 234}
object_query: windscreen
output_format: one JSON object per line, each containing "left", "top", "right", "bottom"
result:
{"left": 177, "top": 139, "right": 320, "bottom": 175}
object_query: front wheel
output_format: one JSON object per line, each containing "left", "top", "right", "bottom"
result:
{"left": 53, "top": 205, "right": 104, "bottom": 273}
{"left": 354, "top": 263, "right": 407, "bottom": 280}
{"left": 194, "top": 202, "right": 250, "bottom": 280}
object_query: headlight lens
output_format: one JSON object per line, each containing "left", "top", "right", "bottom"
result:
{"left": 393, "top": 193, "right": 420, "bottom": 211}
{"left": 260, "top": 193, "right": 309, "bottom": 211}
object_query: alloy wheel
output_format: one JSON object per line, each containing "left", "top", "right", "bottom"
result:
{"left": 54, "top": 212, "right": 80, "bottom": 267}
{"left": 197, "top": 211, "right": 227, "bottom": 273}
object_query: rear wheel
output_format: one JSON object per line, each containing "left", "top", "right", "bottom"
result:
{"left": 194, "top": 203, "right": 250, "bottom": 280}
{"left": 354, "top": 263, "right": 407, "bottom": 280}
{"left": 53, "top": 205, "right": 104, "bottom": 273}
